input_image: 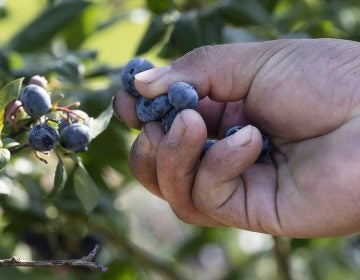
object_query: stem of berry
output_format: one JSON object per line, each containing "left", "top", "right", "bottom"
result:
{"left": 53, "top": 106, "right": 85, "bottom": 120}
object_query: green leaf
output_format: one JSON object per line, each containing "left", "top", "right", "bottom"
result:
{"left": 146, "top": 0, "right": 174, "bottom": 15}
{"left": 2, "top": 138, "right": 20, "bottom": 149}
{"left": 218, "top": 0, "right": 270, "bottom": 26}
{"left": 0, "top": 78, "right": 24, "bottom": 133}
{"left": 6, "top": 1, "right": 91, "bottom": 52}
{"left": 159, "top": 11, "right": 203, "bottom": 58}
{"left": 89, "top": 100, "right": 114, "bottom": 140}
{"left": 0, "top": 148, "right": 10, "bottom": 171}
{"left": 198, "top": 10, "right": 223, "bottom": 45}
{"left": 73, "top": 159, "right": 99, "bottom": 213}
{"left": 258, "top": 0, "right": 279, "bottom": 12}
{"left": 136, "top": 16, "right": 169, "bottom": 55}
{"left": 54, "top": 55, "right": 84, "bottom": 83}
{"left": 62, "top": 5, "right": 99, "bottom": 50}
{"left": 48, "top": 157, "right": 67, "bottom": 198}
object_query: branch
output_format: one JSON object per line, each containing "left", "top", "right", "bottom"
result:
{"left": 272, "top": 236, "right": 293, "bottom": 280}
{"left": 0, "top": 244, "right": 108, "bottom": 273}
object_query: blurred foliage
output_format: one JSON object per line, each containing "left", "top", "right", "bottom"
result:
{"left": 0, "top": 0, "right": 360, "bottom": 279}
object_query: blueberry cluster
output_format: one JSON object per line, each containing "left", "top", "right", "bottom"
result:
{"left": 121, "top": 58, "right": 199, "bottom": 132}
{"left": 202, "top": 125, "right": 272, "bottom": 162}
{"left": 11, "top": 76, "right": 91, "bottom": 153}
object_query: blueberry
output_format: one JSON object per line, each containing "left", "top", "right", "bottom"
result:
{"left": 136, "top": 96, "right": 160, "bottom": 123}
{"left": 58, "top": 119, "right": 71, "bottom": 132}
{"left": 20, "top": 84, "right": 52, "bottom": 117}
{"left": 256, "top": 134, "right": 272, "bottom": 163}
{"left": 168, "top": 82, "right": 198, "bottom": 111}
{"left": 162, "top": 108, "right": 179, "bottom": 133}
{"left": 226, "top": 125, "right": 272, "bottom": 162}
{"left": 59, "top": 123, "right": 91, "bottom": 152}
{"left": 225, "top": 125, "right": 244, "bottom": 137}
{"left": 151, "top": 95, "right": 173, "bottom": 117}
{"left": 121, "top": 58, "right": 154, "bottom": 97}
{"left": 200, "top": 139, "right": 217, "bottom": 159}
{"left": 29, "top": 123, "right": 58, "bottom": 151}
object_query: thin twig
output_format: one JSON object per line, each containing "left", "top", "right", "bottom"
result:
{"left": 0, "top": 244, "right": 108, "bottom": 272}
{"left": 272, "top": 236, "right": 292, "bottom": 280}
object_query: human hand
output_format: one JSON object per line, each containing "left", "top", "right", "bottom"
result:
{"left": 114, "top": 38, "right": 360, "bottom": 238}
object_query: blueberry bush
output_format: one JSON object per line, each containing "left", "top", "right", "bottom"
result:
{"left": 1, "top": 0, "right": 360, "bottom": 279}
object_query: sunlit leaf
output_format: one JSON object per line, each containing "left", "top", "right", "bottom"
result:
{"left": 6, "top": 1, "right": 91, "bottom": 52}
{"left": 89, "top": 100, "right": 114, "bottom": 140}
{"left": 146, "top": 0, "right": 174, "bottom": 15}
{"left": 2, "top": 138, "right": 20, "bottom": 149}
{"left": 0, "top": 148, "right": 10, "bottom": 171}
{"left": 62, "top": 5, "right": 99, "bottom": 50}
{"left": 0, "top": 78, "right": 24, "bottom": 133}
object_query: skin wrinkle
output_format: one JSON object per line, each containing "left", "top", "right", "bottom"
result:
{"left": 240, "top": 175, "right": 251, "bottom": 229}
{"left": 331, "top": 53, "right": 360, "bottom": 72}
{"left": 207, "top": 47, "right": 236, "bottom": 101}
{"left": 247, "top": 41, "right": 295, "bottom": 96}
{"left": 216, "top": 177, "right": 240, "bottom": 209}
{"left": 273, "top": 164, "right": 283, "bottom": 234}
{"left": 338, "top": 62, "right": 360, "bottom": 81}
{"left": 215, "top": 102, "right": 227, "bottom": 138}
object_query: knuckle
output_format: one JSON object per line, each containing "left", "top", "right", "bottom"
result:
{"left": 172, "top": 45, "right": 216, "bottom": 70}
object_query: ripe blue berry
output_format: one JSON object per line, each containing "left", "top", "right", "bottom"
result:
{"left": 151, "top": 95, "right": 173, "bottom": 117}
{"left": 200, "top": 139, "right": 217, "bottom": 159}
{"left": 29, "top": 123, "right": 58, "bottom": 152}
{"left": 225, "top": 125, "right": 272, "bottom": 162}
{"left": 168, "top": 82, "right": 198, "bottom": 111}
{"left": 225, "top": 125, "right": 244, "bottom": 137}
{"left": 59, "top": 123, "right": 91, "bottom": 152}
{"left": 136, "top": 96, "right": 161, "bottom": 123}
{"left": 20, "top": 84, "right": 52, "bottom": 117}
{"left": 256, "top": 135, "right": 271, "bottom": 162}
{"left": 58, "top": 119, "right": 70, "bottom": 132}
{"left": 162, "top": 108, "right": 178, "bottom": 133}
{"left": 121, "top": 58, "right": 154, "bottom": 97}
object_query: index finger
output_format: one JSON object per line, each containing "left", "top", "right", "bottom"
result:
{"left": 113, "top": 90, "right": 142, "bottom": 129}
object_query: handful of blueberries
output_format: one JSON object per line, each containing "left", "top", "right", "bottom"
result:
{"left": 121, "top": 58, "right": 198, "bottom": 133}
{"left": 121, "top": 58, "right": 271, "bottom": 162}
{"left": 6, "top": 75, "right": 92, "bottom": 157}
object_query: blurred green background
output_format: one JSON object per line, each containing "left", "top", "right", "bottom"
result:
{"left": 1, "top": 0, "right": 360, "bottom": 279}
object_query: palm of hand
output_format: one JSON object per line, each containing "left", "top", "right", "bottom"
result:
{"left": 198, "top": 40, "right": 360, "bottom": 237}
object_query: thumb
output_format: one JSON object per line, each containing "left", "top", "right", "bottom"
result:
{"left": 134, "top": 41, "right": 287, "bottom": 101}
